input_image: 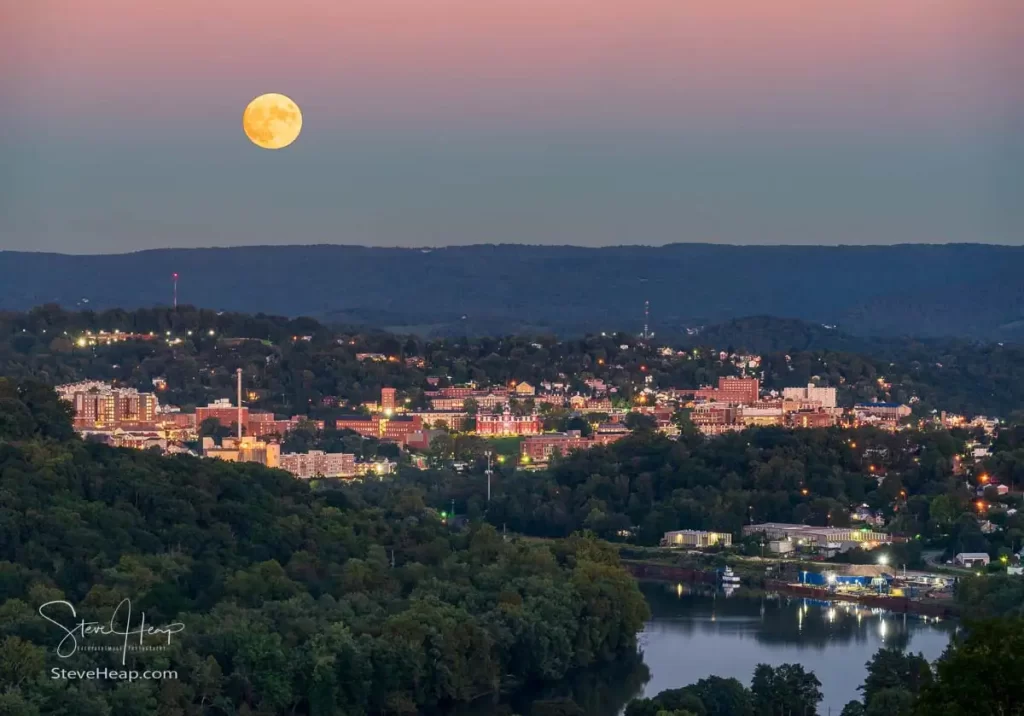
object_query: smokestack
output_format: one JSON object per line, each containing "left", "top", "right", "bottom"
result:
{"left": 236, "top": 368, "right": 243, "bottom": 440}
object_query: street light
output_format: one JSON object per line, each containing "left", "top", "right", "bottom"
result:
{"left": 878, "top": 554, "right": 890, "bottom": 566}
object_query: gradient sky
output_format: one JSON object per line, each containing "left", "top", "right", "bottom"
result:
{"left": 3, "top": 0, "right": 1023, "bottom": 253}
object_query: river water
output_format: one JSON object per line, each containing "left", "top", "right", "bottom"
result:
{"left": 448, "top": 581, "right": 956, "bottom": 715}
{"left": 633, "top": 582, "right": 956, "bottom": 714}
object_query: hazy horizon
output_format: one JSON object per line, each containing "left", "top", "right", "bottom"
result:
{"left": 4, "top": 240, "right": 1024, "bottom": 258}
{"left": 4, "top": 1, "right": 1023, "bottom": 252}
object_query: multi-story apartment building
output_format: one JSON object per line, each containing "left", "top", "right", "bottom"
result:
{"left": 58, "top": 382, "right": 159, "bottom": 429}
{"left": 279, "top": 450, "right": 356, "bottom": 479}
{"left": 783, "top": 384, "right": 838, "bottom": 409}
{"left": 695, "top": 377, "right": 760, "bottom": 405}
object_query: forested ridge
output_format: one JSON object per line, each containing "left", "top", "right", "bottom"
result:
{"left": 0, "top": 379, "right": 649, "bottom": 715}
{"left": 2, "top": 243, "right": 1023, "bottom": 340}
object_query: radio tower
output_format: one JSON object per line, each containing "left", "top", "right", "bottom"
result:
{"left": 642, "top": 300, "right": 651, "bottom": 341}
{"left": 172, "top": 273, "right": 179, "bottom": 309}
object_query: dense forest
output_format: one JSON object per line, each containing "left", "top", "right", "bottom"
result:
{"left": 3, "top": 307, "right": 1024, "bottom": 418}
{"left": 0, "top": 379, "right": 649, "bottom": 715}
{"left": 376, "top": 424, "right": 1024, "bottom": 565}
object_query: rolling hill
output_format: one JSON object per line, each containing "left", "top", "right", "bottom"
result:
{"left": 1, "top": 243, "right": 1022, "bottom": 341}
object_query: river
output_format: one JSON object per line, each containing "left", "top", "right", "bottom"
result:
{"left": 633, "top": 581, "right": 956, "bottom": 714}
{"left": 448, "top": 581, "right": 956, "bottom": 715}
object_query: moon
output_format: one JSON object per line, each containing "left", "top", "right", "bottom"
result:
{"left": 242, "top": 93, "right": 302, "bottom": 150}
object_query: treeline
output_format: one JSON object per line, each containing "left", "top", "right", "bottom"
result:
{"left": 4, "top": 307, "right": 1024, "bottom": 419}
{"left": 626, "top": 623, "right": 1024, "bottom": 716}
{"left": 0, "top": 379, "right": 649, "bottom": 715}
{"left": 380, "top": 425, "right": 1023, "bottom": 562}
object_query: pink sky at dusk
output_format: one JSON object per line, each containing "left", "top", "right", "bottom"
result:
{"left": 6, "top": 0, "right": 1023, "bottom": 130}
{"left": 2, "top": 1, "right": 1022, "bottom": 252}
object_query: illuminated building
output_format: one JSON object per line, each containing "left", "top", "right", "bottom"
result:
{"left": 202, "top": 436, "right": 281, "bottom": 468}
{"left": 408, "top": 411, "right": 468, "bottom": 431}
{"left": 381, "top": 387, "right": 397, "bottom": 413}
{"left": 279, "top": 450, "right": 356, "bottom": 479}
{"left": 783, "top": 384, "right": 837, "bottom": 409}
{"left": 476, "top": 406, "right": 542, "bottom": 436}
{"left": 661, "top": 530, "right": 733, "bottom": 548}
{"left": 335, "top": 415, "right": 423, "bottom": 443}
{"left": 58, "top": 382, "right": 159, "bottom": 429}
{"left": 695, "top": 377, "right": 760, "bottom": 405}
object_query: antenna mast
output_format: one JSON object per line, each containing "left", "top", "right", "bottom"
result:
{"left": 172, "top": 273, "right": 179, "bottom": 308}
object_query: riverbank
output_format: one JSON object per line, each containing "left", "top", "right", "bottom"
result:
{"left": 623, "top": 560, "right": 960, "bottom": 618}
{"left": 764, "top": 580, "right": 959, "bottom": 618}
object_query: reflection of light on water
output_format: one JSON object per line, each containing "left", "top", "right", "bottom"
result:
{"left": 827, "top": 608, "right": 836, "bottom": 623}
{"left": 879, "top": 619, "right": 888, "bottom": 640}
{"left": 797, "top": 605, "right": 803, "bottom": 632}
{"left": 676, "top": 583, "right": 682, "bottom": 598}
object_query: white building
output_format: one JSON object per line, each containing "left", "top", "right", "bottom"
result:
{"left": 783, "top": 383, "right": 837, "bottom": 409}
{"left": 743, "top": 523, "right": 892, "bottom": 548}
{"left": 954, "top": 552, "right": 990, "bottom": 567}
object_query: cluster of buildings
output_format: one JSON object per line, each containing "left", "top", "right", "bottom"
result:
{"left": 660, "top": 523, "right": 897, "bottom": 559}
{"left": 741, "top": 523, "right": 896, "bottom": 557}
{"left": 673, "top": 376, "right": 924, "bottom": 436}
{"left": 55, "top": 380, "right": 390, "bottom": 479}
{"left": 520, "top": 424, "right": 630, "bottom": 464}
{"left": 685, "top": 378, "right": 841, "bottom": 436}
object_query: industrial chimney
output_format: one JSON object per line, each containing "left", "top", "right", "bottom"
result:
{"left": 236, "top": 368, "right": 243, "bottom": 440}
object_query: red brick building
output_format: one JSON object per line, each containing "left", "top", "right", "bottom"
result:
{"left": 476, "top": 406, "right": 542, "bottom": 436}
{"left": 521, "top": 427, "right": 628, "bottom": 463}
{"left": 695, "top": 377, "right": 760, "bottom": 405}
{"left": 247, "top": 413, "right": 325, "bottom": 437}
{"left": 381, "top": 387, "right": 397, "bottom": 413}
{"left": 521, "top": 432, "right": 591, "bottom": 462}
{"left": 335, "top": 415, "right": 423, "bottom": 443}
{"left": 196, "top": 399, "right": 248, "bottom": 432}
{"left": 691, "top": 404, "right": 740, "bottom": 433}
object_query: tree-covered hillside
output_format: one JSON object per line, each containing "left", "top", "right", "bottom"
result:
{"left": 0, "top": 379, "right": 649, "bottom": 715}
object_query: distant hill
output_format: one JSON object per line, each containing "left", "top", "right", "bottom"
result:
{"left": 2, "top": 243, "right": 1022, "bottom": 341}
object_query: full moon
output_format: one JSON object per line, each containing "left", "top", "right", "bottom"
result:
{"left": 242, "top": 93, "right": 302, "bottom": 150}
